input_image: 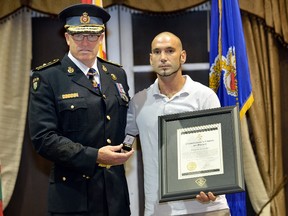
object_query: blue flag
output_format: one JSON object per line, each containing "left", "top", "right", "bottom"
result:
{"left": 209, "top": 0, "right": 254, "bottom": 215}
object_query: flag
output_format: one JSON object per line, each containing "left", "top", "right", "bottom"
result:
{"left": 81, "top": 0, "right": 107, "bottom": 59}
{"left": 209, "top": 0, "right": 254, "bottom": 119}
{"left": 209, "top": 0, "right": 254, "bottom": 215}
{"left": 94, "top": 0, "right": 107, "bottom": 59}
{"left": 0, "top": 163, "right": 3, "bottom": 216}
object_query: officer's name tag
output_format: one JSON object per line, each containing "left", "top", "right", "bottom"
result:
{"left": 122, "top": 134, "right": 136, "bottom": 151}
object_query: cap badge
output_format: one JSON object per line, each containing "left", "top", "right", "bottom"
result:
{"left": 80, "top": 12, "right": 90, "bottom": 24}
{"left": 111, "top": 74, "right": 117, "bottom": 81}
{"left": 67, "top": 67, "right": 74, "bottom": 73}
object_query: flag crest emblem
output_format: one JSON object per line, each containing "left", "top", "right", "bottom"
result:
{"left": 210, "top": 47, "right": 237, "bottom": 97}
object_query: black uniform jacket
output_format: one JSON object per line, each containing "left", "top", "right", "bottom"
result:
{"left": 28, "top": 55, "right": 131, "bottom": 215}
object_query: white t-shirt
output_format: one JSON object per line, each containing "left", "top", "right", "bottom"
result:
{"left": 126, "top": 75, "right": 229, "bottom": 216}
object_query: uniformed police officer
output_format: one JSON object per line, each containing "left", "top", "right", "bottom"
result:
{"left": 28, "top": 4, "right": 134, "bottom": 216}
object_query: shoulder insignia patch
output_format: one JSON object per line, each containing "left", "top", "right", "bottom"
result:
{"left": 34, "top": 59, "right": 60, "bottom": 71}
{"left": 32, "top": 76, "right": 40, "bottom": 91}
{"left": 97, "top": 57, "right": 122, "bottom": 67}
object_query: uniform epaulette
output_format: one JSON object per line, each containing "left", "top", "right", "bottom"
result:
{"left": 98, "top": 57, "right": 122, "bottom": 67}
{"left": 34, "top": 59, "right": 60, "bottom": 71}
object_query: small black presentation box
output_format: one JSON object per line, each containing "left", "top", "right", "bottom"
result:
{"left": 122, "top": 134, "right": 135, "bottom": 151}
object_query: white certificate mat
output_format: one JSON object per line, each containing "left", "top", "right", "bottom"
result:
{"left": 177, "top": 123, "right": 223, "bottom": 179}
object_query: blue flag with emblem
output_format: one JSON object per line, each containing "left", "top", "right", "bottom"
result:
{"left": 209, "top": 0, "right": 254, "bottom": 215}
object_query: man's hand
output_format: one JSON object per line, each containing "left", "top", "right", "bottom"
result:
{"left": 196, "top": 191, "right": 217, "bottom": 203}
{"left": 97, "top": 144, "right": 134, "bottom": 166}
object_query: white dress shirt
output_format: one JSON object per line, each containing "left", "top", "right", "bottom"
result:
{"left": 126, "top": 75, "right": 229, "bottom": 216}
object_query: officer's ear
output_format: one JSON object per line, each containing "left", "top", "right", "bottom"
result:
{"left": 64, "top": 32, "right": 71, "bottom": 46}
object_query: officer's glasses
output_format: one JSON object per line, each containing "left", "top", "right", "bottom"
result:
{"left": 70, "top": 33, "right": 100, "bottom": 42}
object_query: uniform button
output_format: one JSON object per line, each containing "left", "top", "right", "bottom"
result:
{"left": 102, "top": 94, "right": 106, "bottom": 99}
{"left": 71, "top": 105, "right": 75, "bottom": 109}
{"left": 107, "top": 139, "right": 111, "bottom": 144}
{"left": 62, "top": 177, "right": 66, "bottom": 181}
{"left": 106, "top": 115, "right": 111, "bottom": 121}
{"left": 83, "top": 175, "right": 90, "bottom": 179}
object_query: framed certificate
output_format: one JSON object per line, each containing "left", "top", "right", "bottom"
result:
{"left": 158, "top": 105, "right": 244, "bottom": 202}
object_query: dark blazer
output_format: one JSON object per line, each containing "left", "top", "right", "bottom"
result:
{"left": 28, "top": 54, "right": 131, "bottom": 216}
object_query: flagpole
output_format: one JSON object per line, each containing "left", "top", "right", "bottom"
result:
{"left": 218, "top": 0, "right": 222, "bottom": 63}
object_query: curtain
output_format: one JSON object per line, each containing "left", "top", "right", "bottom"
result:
{"left": 0, "top": 8, "right": 32, "bottom": 208}
{"left": 241, "top": 116, "right": 271, "bottom": 215}
{"left": 242, "top": 13, "right": 286, "bottom": 215}
{"left": 0, "top": 1, "right": 287, "bottom": 215}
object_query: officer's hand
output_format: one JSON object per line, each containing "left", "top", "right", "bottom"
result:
{"left": 97, "top": 144, "right": 134, "bottom": 166}
{"left": 196, "top": 191, "right": 217, "bottom": 204}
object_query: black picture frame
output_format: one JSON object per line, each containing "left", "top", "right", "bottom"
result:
{"left": 158, "top": 105, "right": 245, "bottom": 202}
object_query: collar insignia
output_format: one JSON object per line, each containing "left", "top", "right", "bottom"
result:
{"left": 111, "top": 73, "right": 117, "bottom": 81}
{"left": 67, "top": 67, "right": 74, "bottom": 73}
{"left": 102, "top": 65, "right": 107, "bottom": 72}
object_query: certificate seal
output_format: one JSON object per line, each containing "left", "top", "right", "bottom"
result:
{"left": 187, "top": 162, "right": 197, "bottom": 171}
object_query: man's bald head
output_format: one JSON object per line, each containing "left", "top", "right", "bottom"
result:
{"left": 151, "top": 32, "right": 183, "bottom": 51}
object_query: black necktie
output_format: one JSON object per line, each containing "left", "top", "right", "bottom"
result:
{"left": 87, "top": 68, "right": 99, "bottom": 88}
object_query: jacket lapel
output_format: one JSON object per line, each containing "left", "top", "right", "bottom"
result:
{"left": 97, "top": 60, "right": 113, "bottom": 95}
{"left": 61, "top": 55, "right": 102, "bottom": 95}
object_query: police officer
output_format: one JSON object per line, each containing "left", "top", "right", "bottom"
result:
{"left": 28, "top": 4, "right": 133, "bottom": 216}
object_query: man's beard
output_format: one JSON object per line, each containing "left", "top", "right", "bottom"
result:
{"left": 156, "top": 64, "right": 181, "bottom": 77}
